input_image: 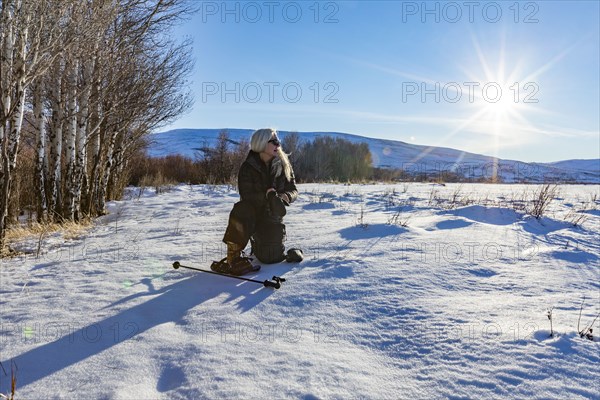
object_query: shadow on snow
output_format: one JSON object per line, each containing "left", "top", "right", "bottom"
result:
{"left": 0, "top": 271, "right": 274, "bottom": 392}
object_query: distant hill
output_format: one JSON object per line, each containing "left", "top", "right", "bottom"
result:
{"left": 545, "top": 159, "right": 600, "bottom": 173}
{"left": 148, "top": 129, "right": 600, "bottom": 184}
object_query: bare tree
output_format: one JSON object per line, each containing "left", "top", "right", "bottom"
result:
{"left": 1, "top": 0, "right": 196, "bottom": 248}
{"left": 282, "top": 131, "right": 301, "bottom": 166}
{"left": 1, "top": 0, "right": 74, "bottom": 247}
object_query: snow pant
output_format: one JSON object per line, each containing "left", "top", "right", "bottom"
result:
{"left": 223, "top": 200, "right": 286, "bottom": 264}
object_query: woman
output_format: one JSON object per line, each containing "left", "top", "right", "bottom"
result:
{"left": 212, "top": 128, "right": 302, "bottom": 276}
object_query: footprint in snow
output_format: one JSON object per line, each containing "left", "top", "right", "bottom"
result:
{"left": 466, "top": 268, "right": 498, "bottom": 278}
{"left": 157, "top": 363, "right": 187, "bottom": 392}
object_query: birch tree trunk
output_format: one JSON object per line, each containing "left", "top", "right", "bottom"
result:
{"left": 74, "top": 59, "right": 92, "bottom": 221}
{"left": 32, "top": 78, "right": 48, "bottom": 222}
{"left": 0, "top": 0, "right": 16, "bottom": 248}
{"left": 64, "top": 58, "right": 79, "bottom": 221}
{"left": 48, "top": 67, "right": 64, "bottom": 220}
{"left": 0, "top": 0, "right": 28, "bottom": 247}
{"left": 97, "top": 128, "right": 119, "bottom": 214}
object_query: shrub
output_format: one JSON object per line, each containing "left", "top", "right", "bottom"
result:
{"left": 527, "top": 184, "right": 559, "bottom": 219}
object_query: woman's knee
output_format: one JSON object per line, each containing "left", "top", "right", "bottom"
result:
{"left": 223, "top": 201, "right": 259, "bottom": 246}
{"left": 230, "top": 200, "right": 257, "bottom": 220}
{"left": 251, "top": 222, "right": 286, "bottom": 263}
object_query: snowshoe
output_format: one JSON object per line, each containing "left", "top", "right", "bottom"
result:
{"left": 210, "top": 256, "right": 260, "bottom": 276}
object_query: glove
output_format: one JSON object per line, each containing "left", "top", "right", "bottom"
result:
{"left": 267, "top": 191, "right": 287, "bottom": 217}
{"left": 280, "top": 193, "right": 291, "bottom": 206}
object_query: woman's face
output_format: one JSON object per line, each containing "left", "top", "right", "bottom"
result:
{"left": 265, "top": 135, "right": 280, "bottom": 157}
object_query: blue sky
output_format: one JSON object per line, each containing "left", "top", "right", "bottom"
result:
{"left": 162, "top": 1, "right": 600, "bottom": 162}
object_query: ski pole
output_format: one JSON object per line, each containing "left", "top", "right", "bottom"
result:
{"left": 172, "top": 261, "right": 284, "bottom": 289}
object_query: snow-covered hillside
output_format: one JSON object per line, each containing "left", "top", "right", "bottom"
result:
{"left": 1, "top": 183, "right": 599, "bottom": 399}
{"left": 547, "top": 159, "right": 600, "bottom": 173}
{"left": 148, "top": 129, "right": 600, "bottom": 183}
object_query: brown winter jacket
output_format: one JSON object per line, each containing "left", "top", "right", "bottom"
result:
{"left": 238, "top": 151, "right": 298, "bottom": 217}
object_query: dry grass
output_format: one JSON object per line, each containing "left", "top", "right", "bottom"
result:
{"left": 138, "top": 172, "right": 177, "bottom": 195}
{"left": 5, "top": 219, "right": 93, "bottom": 241}
{"left": 0, "top": 360, "right": 17, "bottom": 400}
{"left": 2, "top": 218, "right": 94, "bottom": 258}
{"left": 527, "top": 184, "right": 560, "bottom": 219}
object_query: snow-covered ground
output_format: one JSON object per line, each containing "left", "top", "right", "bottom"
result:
{"left": 1, "top": 183, "right": 599, "bottom": 399}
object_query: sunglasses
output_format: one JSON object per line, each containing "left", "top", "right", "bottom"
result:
{"left": 268, "top": 138, "right": 280, "bottom": 146}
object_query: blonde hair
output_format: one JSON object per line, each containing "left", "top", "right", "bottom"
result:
{"left": 250, "top": 128, "right": 293, "bottom": 181}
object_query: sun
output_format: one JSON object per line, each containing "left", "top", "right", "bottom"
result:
{"left": 486, "top": 86, "right": 516, "bottom": 118}
{"left": 407, "top": 36, "right": 546, "bottom": 178}
{"left": 405, "top": 31, "right": 569, "bottom": 170}
{"left": 478, "top": 79, "right": 525, "bottom": 124}
{"left": 456, "top": 35, "right": 546, "bottom": 147}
